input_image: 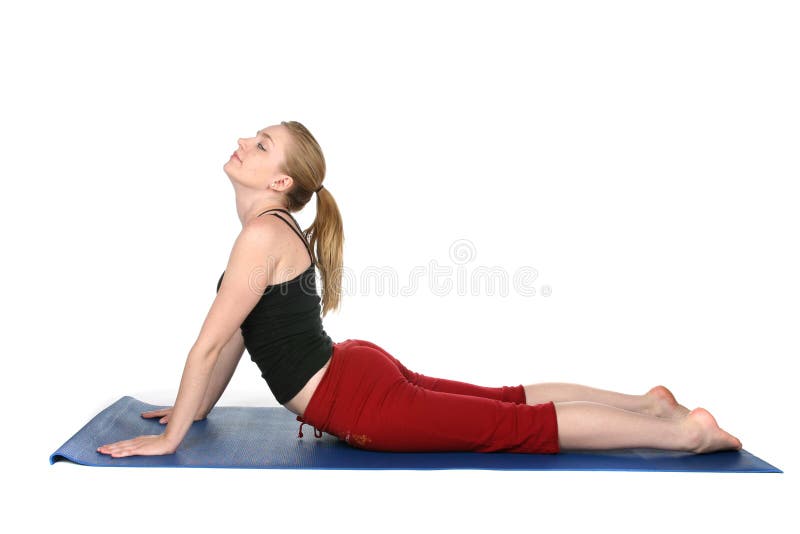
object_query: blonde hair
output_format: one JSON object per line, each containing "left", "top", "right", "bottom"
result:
{"left": 278, "top": 120, "right": 344, "bottom": 317}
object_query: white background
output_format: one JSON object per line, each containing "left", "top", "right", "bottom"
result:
{"left": 2, "top": 0, "right": 797, "bottom": 531}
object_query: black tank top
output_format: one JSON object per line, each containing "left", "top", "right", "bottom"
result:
{"left": 216, "top": 208, "right": 334, "bottom": 405}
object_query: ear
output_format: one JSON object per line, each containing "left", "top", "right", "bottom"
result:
{"left": 268, "top": 173, "right": 294, "bottom": 192}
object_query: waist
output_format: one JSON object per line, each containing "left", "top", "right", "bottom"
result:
{"left": 248, "top": 335, "right": 334, "bottom": 405}
{"left": 283, "top": 355, "right": 333, "bottom": 417}
{"left": 294, "top": 338, "right": 363, "bottom": 428}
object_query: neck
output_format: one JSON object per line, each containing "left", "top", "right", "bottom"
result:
{"left": 232, "top": 184, "right": 286, "bottom": 227}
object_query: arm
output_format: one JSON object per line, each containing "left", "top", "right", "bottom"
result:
{"left": 196, "top": 328, "right": 246, "bottom": 419}
{"left": 98, "top": 221, "right": 280, "bottom": 457}
{"left": 162, "top": 342, "right": 220, "bottom": 448}
{"left": 162, "top": 224, "right": 278, "bottom": 449}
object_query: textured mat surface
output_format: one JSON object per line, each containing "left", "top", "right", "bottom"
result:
{"left": 50, "top": 396, "right": 782, "bottom": 472}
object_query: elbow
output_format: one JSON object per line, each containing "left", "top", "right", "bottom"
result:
{"left": 190, "top": 341, "right": 222, "bottom": 365}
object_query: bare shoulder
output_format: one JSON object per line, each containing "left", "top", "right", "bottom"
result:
{"left": 200, "top": 217, "right": 286, "bottom": 353}
{"left": 228, "top": 215, "right": 290, "bottom": 275}
{"left": 237, "top": 214, "right": 286, "bottom": 246}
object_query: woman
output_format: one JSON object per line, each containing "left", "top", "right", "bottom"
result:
{"left": 97, "top": 121, "right": 742, "bottom": 458}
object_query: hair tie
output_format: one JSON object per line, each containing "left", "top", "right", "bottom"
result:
{"left": 316, "top": 184, "right": 324, "bottom": 194}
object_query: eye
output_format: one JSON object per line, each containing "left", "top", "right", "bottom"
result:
{"left": 257, "top": 143, "right": 266, "bottom": 151}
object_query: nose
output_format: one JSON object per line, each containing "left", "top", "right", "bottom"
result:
{"left": 237, "top": 138, "right": 246, "bottom": 149}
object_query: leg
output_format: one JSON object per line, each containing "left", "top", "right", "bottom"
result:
{"left": 350, "top": 340, "right": 688, "bottom": 418}
{"left": 348, "top": 339, "right": 526, "bottom": 404}
{"left": 554, "top": 401, "right": 742, "bottom": 453}
{"left": 524, "top": 382, "right": 691, "bottom": 418}
{"left": 326, "top": 343, "right": 559, "bottom": 453}
{"left": 316, "top": 341, "right": 741, "bottom": 454}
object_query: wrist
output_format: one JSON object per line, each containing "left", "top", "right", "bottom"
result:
{"left": 161, "top": 433, "right": 180, "bottom": 452}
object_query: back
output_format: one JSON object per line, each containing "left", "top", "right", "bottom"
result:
{"left": 216, "top": 208, "right": 334, "bottom": 404}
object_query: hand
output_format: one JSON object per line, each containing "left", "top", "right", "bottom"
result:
{"left": 97, "top": 433, "right": 177, "bottom": 458}
{"left": 141, "top": 406, "right": 207, "bottom": 425}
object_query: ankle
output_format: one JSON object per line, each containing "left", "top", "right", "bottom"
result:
{"left": 681, "top": 414, "right": 703, "bottom": 452}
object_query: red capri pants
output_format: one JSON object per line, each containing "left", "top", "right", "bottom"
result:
{"left": 296, "top": 338, "right": 560, "bottom": 454}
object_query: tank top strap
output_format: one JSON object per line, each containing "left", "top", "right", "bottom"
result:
{"left": 256, "top": 208, "right": 315, "bottom": 265}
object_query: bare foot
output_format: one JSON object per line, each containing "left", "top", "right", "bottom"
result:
{"left": 645, "top": 385, "right": 691, "bottom": 419}
{"left": 683, "top": 407, "right": 743, "bottom": 453}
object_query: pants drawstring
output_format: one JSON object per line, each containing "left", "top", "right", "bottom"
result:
{"left": 296, "top": 415, "right": 323, "bottom": 438}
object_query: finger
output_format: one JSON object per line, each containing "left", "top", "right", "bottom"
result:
{"left": 98, "top": 444, "right": 120, "bottom": 454}
{"left": 98, "top": 440, "right": 122, "bottom": 450}
{"left": 114, "top": 438, "right": 158, "bottom": 457}
{"left": 98, "top": 443, "right": 123, "bottom": 453}
{"left": 108, "top": 439, "right": 142, "bottom": 457}
{"left": 99, "top": 438, "right": 134, "bottom": 451}
{"left": 159, "top": 417, "right": 168, "bottom": 424}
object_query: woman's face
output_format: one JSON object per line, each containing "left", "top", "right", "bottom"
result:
{"left": 223, "top": 124, "right": 290, "bottom": 190}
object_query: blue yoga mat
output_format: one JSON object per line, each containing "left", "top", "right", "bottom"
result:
{"left": 50, "top": 396, "right": 782, "bottom": 472}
